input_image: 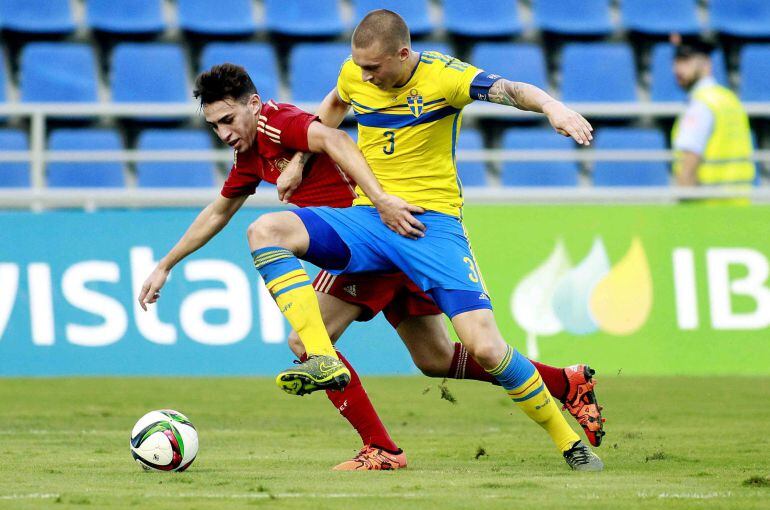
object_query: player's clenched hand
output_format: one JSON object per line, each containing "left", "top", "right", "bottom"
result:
{"left": 138, "top": 266, "right": 169, "bottom": 311}
{"left": 277, "top": 153, "right": 305, "bottom": 203}
{"left": 542, "top": 101, "right": 593, "bottom": 145}
{"left": 374, "top": 194, "right": 426, "bottom": 240}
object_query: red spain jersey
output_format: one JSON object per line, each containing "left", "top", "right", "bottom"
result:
{"left": 220, "top": 99, "right": 357, "bottom": 208}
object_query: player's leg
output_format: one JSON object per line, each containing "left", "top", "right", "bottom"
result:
{"left": 394, "top": 311, "right": 604, "bottom": 446}
{"left": 247, "top": 211, "right": 350, "bottom": 393}
{"left": 287, "top": 283, "right": 406, "bottom": 470}
{"left": 448, "top": 306, "right": 602, "bottom": 470}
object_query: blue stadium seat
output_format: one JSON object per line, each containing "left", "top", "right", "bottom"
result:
{"left": 560, "top": 43, "right": 637, "bottom": 102}
{"left": 456, "top": 129, "right": 488, "bottom": 187}
{"left": 443, "top": 0, "right": 522, "bottom": 38}
{"left": 111, "top": 44, "right": 189, "bottom": 103}
{"left": 85, "top": 0, "right": 165, "bottom": 35}
{"left": 0, "top": 129, "right": 29, "bottom": 188}
{"left": 178, "top": 0, "right": 258, "bottom": 36}
{"left": 353, "top": 0, "right": 433, "bottom": 37}
{"left": 0, "top": 50, "right": 7, "bottom": 104}
{"left": 470, "top": 43, "right": 548, "bottom": 91}
{"left": 740, "top": 45, "right": 770, "bottom": 101}
{"left": 592, "top": 128, "right": 669, "bottom": 187}
{"left": 47, "top": 129, "right": 125, "bottom": 188}
{"left": 137, "top": 130, "right": 215, "bottom": 188}
{"left": 533, "top": 0, "right": 612, "bottom": 36}
{"left": 0, "top": 0, "right": 75, "bottom": 34}
{"left": 500, "top": 129, "right": 578, "bottom": 186}
{"left": 412, "top": 42, "right": 453, "bottom": 57}
{"left": 621, "top": 0, "right": 700, "bottom": 35}
{"left": 200, "top": 43, "right": 281, "bottom": 102}
{"left": 650, "top": 44, "right": 729, "bottom": 102}
{"left": 290, "top": 44, "right": 350, "bottom": 103}
{"left": 20, "top": 43, "right": 98, "bottom": 103}
{"left": 710, "top": 0, "right": 770, "bottom": 38}
{"left": 264, "top": 0, "right": 345, "bottom": 37}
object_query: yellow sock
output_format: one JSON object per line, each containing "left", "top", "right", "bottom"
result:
{"left": 253, "top": 247, "right": 337, "bottom": 359}
{"left": 508, "top": 371, "right": 579, "bottom": 452}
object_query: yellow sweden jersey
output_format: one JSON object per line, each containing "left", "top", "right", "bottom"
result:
{"left": 337, "top": 51, "right": 481, "bottom": 217}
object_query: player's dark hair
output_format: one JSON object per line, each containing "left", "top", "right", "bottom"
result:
{"left": 352, "top": 9, "right": 410, "bottom": 54}
{"left": 193, "top": 63, "right": 257, "bottom": 106}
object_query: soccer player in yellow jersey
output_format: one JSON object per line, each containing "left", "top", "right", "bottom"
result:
{"left": 251, "top": 9, "right": 602, "bottom": 470}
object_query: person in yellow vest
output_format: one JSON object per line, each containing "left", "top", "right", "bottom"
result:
{"left": 671, "top": 37, "right": 755, "bottom": 192}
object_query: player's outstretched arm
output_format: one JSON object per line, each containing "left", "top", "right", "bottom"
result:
{"left": 486, "top": 79, "right": 593, "bottom": 145}
{"left": 305, "top": 122, "right": 426, "bottom": 239}
{"left": 138, "top": 194, "right": 248, "bottom": 310}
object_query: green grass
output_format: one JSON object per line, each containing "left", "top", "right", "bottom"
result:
{"left": 0, "top": 376, "right": 769, "bottom": 509}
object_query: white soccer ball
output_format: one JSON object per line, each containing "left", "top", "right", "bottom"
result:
{"left": 130, "top": 409, "right": 198, "bottom": 472}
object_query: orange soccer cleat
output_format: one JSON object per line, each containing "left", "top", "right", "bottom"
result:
{"left": 332, "top": 445, "right": 408, "bottom": 471}
{"left": 562, "top": 364, "right": 606, "bottom": 447}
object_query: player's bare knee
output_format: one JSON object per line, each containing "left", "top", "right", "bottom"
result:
{"left": 462, "top": 340, "right": 503, "bottom": 369}
{"left": 247, "top": 214, "right": 289, "bottom": 250}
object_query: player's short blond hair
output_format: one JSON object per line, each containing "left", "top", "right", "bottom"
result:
{"left": 352, "top": 9, "right": 411, "bottom": 55}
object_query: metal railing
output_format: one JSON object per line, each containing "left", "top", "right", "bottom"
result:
{"left": 1, "top": 102, "right": 770, "bottom": 208}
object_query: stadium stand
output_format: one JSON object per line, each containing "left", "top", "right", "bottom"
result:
{"left": 111, "top": 44, "right": 189, "bottom": 103}
{"left": 533, "top": 0, "right": 613, "bottom": 36}
{"left": 500, "top": 128, "right": 579, "bottom": 187}
{"left": 353, "top": 0, "right": 433, "bottom": 37}
{"left": 0, "top": 51, "right": 7, "bottom": 104}
{"left": 621, "top": 0, "right": 700, "bottom": 36}
{"left": 200, "top": 43, "right": 280, "bottom": 102}
{"left": 0, "top": 0, "right": 75, "bottom": 35}
{"left": 85, "top": 0, "right": 166, "bottom": 35}
{"left": 47, "top": 129, "right": 125, "bottom": 188}
{"left": 470, "top": 43, "right": 549, "bottom": 91}
{"left": 740, "top": 44, "right": 770, "bottom": 102}
{"left": 592, "top": 128, "right": 669, "bottom": 187}
{"left": 650, "top": 44, "right": 728, "bottom": 102}
{"left": 0, "top": 129, "right": 29, "bottom": 188}
{"left": 412, "top": 42, "right": 452, "bottom": 57}
{"left": 443, "top": 0, "right": 522, "bottom": 38}
{"left": 709, "top": 0, "right": 770, "bottom": 38}
{"left": 456, "top": 129, "right": 488, "bottom": 187}
{"left": 289, "top": 43, "right": 350, "bottom": 102}
{"left": 560, "top": 43, "right": 637, "bottom": 102}
{"left": 178, "top": 0, "right": 258, "bottom": 37}
{"left": 20, "top": 43, "right": 98, "bottom": 103}
{"left": 136, "top": 129, "right": 215, "bottom": 188}
{"left": 264, "top": 0, "right": 346, "bottom": 37}
{"left": 0, "top": 1, "right": 766, "bottom": 192}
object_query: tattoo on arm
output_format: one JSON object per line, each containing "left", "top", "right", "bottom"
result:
{"left": 488, "top": 80, "right": 523, "bottom": 109}
{"left": 298, "top": 152, "right": 312, "bottom": 165}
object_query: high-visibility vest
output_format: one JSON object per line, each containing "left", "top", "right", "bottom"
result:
{"left": 672, "top": 84, "right": 754, "bottom": 186}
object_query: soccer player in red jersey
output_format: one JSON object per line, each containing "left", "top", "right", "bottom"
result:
{"left": 138, "top": 64, "right": 604, "bottom": 470}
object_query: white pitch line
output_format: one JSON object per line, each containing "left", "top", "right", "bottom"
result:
{"left": 0, "top": 493, "right": 59, "bottom": 500}
{"left": 141, "top": 492, "right": 511, "bottom": 500}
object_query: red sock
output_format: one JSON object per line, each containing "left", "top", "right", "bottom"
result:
{"left": 301, "top": 352, "right": 399, "bottom": 452}
{"left": 448, "top": 343, "right": 569, "bottom": 402}
{"left": 530, "top": 360, "right": 568, "bottom": 403}
{"left": 447, "top": 343, "right": 500, "bottom": 385}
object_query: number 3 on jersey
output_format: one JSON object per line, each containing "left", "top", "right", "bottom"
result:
{"left": 383, "top": 131, "right": 395, "bottom": 155}
{"left": 463, "top": 257, "right": 480, "bottom": 283}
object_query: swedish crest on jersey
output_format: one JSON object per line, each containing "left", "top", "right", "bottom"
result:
{"left": 406, "top": 89, "right": 423, "bottom": 117}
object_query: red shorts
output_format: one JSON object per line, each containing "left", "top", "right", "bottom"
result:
{"left": 312, "top": 270, "right": 442, "bottom": 328}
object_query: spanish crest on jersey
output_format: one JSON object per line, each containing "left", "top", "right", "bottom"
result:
{"left": 406, "top": 89, "right": 423, "bottom": 117}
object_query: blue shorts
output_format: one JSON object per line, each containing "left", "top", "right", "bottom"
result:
{"left": 293, "top": 206, "right": 492, "bottom": 317}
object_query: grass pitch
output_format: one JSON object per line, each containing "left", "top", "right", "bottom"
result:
{"left": 0, "top": 375, "right": 768, "bottom": 509}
